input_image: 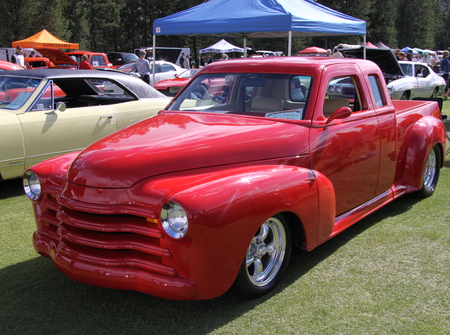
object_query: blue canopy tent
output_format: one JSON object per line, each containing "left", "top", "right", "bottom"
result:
{"left": 152, "top": 0, "right": 366, "bottom": 57}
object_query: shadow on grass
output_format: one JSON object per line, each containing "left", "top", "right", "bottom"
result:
{"left": 444, "top": 158, "right": 450, "bottom": 169}
{"left": 0, "top": 193, "right": 422, "bottom": 335}
{"left": 0, "top": 178, "right": 25, "bottom": 199}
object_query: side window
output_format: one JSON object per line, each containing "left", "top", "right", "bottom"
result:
{"left": 154, "top": 65, "right": 162, "bottom": 73}
{"left": 30, "top": 81, "right": 56, "bottom": 111}
{"left": 325, "top": 76, "right": 361, "bottom": 117}
{"left": 290, "top": 76, "right": 309, "bottom": 101}
{"left": 416, "top": 65, "right": 429, "bottom": 77}
{"left": 159, "top": 64, "right": 174, "bottom": 73}
{"left": 368, "top": 75, "right": 386, "bottom": 108}
{"left": 98, "top": 79, "right": 133, "bottom": 97}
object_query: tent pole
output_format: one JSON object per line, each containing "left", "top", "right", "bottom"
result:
{"left": 243, "top": 35, "right": 247, "bottom": 58}
{"left": 363, "top": 35, "right": 366, "bottom": 59}
{"left": 152, "top": 35, "right": 156, "bottom": 87}
{"left": 288, "top": 31, "right": 292, "bottom": 56}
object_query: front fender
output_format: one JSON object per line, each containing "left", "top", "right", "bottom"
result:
{"left": 144, "top": 164, "right": 335, "bottom": 299}
{"left": 401, "top": 116, "right": 446, "bottom": 190}
{"left": 26, "top": 151, "right": 81, "bottom": 196}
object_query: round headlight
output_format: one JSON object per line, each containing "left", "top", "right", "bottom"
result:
{"left": 335, "top": 86, "right": 342, "bottom": 93}
{"left": 161, "top": 202, "right": 188, "bottom": 239}
{"left": 23, "top": 171, "right": 42, "bottom": 200}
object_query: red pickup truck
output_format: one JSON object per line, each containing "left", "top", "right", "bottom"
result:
{"left": 24, "top": 57, "right": 446, "bottom": 300}
{"left": 66, "top": 51, "right": 112, "bottom": 69}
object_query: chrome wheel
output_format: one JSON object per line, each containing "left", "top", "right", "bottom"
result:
{"left": 235, "top": 214, "right": 291, "bottom": 297}
{"left": 423, "top": 148, "right": 437, "bottom": 189}
{"left": 246, "top": 217, "right": 286, "bottom": 286}
{"left": 418, "top": 145, "right": 441, "bottom": 197}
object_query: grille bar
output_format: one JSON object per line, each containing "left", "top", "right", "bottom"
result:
{"left": 60, "top": 223, "right": 172, "bottom": 258}
{"left": 59, "top": 240, "right": 177, "bottom": 276}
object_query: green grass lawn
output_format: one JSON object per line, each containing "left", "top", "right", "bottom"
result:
{"left": 1, "top": 104, "right": 450, "bottom": 335}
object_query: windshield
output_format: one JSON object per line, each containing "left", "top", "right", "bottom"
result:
{"left": 118, "top": 63, "right": 135, "bottom": 73}
{"left": 168, "top": 73, "right": 312, "bottom": 121}
{"left": 179, "top": 69, "right": 200, "bottom": 78}
{"left": 0, "top": 76, "right": 41, "bottom": 110}
{"left": 400, "top": 63, "right": 413, "bottom": 76}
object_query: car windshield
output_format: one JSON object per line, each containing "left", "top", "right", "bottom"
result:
{"left": 168, "top": 73, "right": 311, "bottom": 121}
{"left": 123, "top": 54, "right": 138, "bottom": 63}
{"left": 0, "top": 76, "right": 41, "bottom": 110}
{"left": 118, "top": 63, "right": 135, "bottom": 73}
{"left": 400, "top": 63, "right": 413, "bottom": 77}
{"left": 179, "top": 69, "right": 200, "bottom": 78}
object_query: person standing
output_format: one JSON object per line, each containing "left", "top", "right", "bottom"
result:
{"left": 179, "top": 53, "right": 187, "bottom": 69}
{"left": 79, "top": 54, "right": 92, "bottom": 69}
{"left": 135, "top": 50, "right": 152, "bottom": 85}
{"left": 11, "top": 46, "right": 26, "bottom": 68}
{"left": 200, "top": 54, "right": 206, "bottom": 67}
{"left": 206, "top": 53, "right": 213, "bottom": 64}
{"left": 440, "top": 51, "right": 450, "bottom": 98}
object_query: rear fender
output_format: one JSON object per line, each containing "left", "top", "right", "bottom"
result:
{"left": 146, "top": 164, "right": 335, "bottom": 299}
{"left": 401, "top": 116, "right": 446, "bottom": 190}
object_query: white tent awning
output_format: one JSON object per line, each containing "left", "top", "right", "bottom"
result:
{"left": 199, "top": 39, "right": 245, "bottom": 53}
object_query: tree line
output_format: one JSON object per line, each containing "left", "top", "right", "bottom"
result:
{"left": 1, "top": 0, "right": 449, "bottom": 58}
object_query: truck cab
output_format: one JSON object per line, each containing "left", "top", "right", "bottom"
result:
{"left": 66, "top": 51, "right": 112, "bottom": 69}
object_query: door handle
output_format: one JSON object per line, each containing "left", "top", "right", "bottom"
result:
{"left": 100, "top": 115, "right": 114, "bottom": 124}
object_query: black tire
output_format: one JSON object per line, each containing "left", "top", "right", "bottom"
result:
{"left": 400, "top": 91, "right": 409, "bottom": 100}
{"left": 235, "top": 214, "right": 292, "bottom": 298}
{"left": 431, "top": 88, "right": 438, "bottom": 98}
{"left": 417, "top": 145, "right": 441, "bottom": 197}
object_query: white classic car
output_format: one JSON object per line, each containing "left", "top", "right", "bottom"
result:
{"left": 116, "top": 60, "right": 185, "bottom": 85}
{"left": 396, "top": 61, "right": 446, "bottom": 99}
{"left": 337, "top": 46, "right": 445, "bottom": 100}
{"left": 0, "top": 69, "right": 171, "bottom": 181}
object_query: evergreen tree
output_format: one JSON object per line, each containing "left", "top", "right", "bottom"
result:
{"left": 397, "top": 0, "right": 436, "bottom": 49}
{"left": 2, "top": 0, "right": 450, "bottom": 54}
{"left": 367, "top": 0, "right": 399, "bottom": 48}
{"left": 63, "top": 0, "right": 91, "bottom": 50}
{"left": 87, "top": 0, "right": 125, "bottom": 52}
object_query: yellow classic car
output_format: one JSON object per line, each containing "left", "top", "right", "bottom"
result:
{"left": 0, "top": 69, "right": 171, "bottom": 181}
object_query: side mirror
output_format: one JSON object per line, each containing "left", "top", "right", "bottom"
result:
{"left": 56, "top": 102, "right": 66, "bottom": 112}
{"left": 326, "top": 107, "right": 352, "bottom": 124}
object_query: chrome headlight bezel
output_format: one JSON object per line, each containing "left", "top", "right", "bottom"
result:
{"left": 23, "top": 171, "right": 42, "bottom": 201}
{"left": 161, "top": 202, "right": 188, "bottom": 239}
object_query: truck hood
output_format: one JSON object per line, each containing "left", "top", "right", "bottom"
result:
{"left": 34, "top": 48, "right": 78, "bottom": 67}
{"left": 340, "top": 46, "right": 405, "bottom": 78}
{"left": 66, "top": 112, "right": 306, "bottom": 188}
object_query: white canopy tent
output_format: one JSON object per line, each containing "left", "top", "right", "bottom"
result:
{"left": 199, "top": 39, "right": 245, "bottom": 54}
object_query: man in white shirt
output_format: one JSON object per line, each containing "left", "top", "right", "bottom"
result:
{"left": 11, "top": 46, "right": 26, "bottom": 68}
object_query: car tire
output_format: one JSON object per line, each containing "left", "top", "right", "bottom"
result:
{"left": 431, "top": 88, "right": 438, "bottom": 98}
{"left": 400, "top": 91, "right": 410, "bottom": 100}
{"left": 235, "top": 214, "right": 292, "bottom": 298}
{"left": 417, "top": 145, "right": 441, "bottom": 197}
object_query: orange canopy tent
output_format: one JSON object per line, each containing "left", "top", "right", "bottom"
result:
{"left": 11, "top": 29, "right": 79, "bottom": 49}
